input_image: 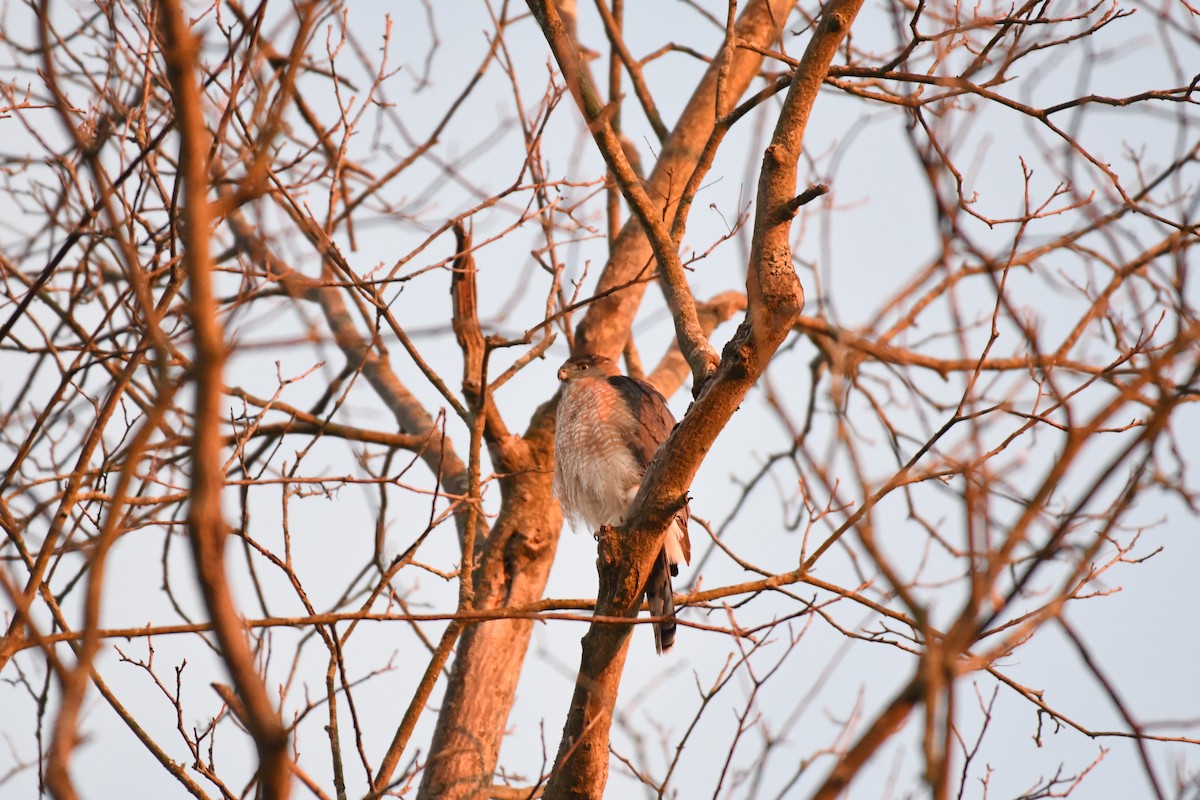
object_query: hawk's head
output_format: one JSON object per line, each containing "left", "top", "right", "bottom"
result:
{"left": 557, "top": 353, "right": 620, "bottom": 382}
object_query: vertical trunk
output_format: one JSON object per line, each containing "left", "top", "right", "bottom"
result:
{"left": 416, "top": 413, "right": 561, "bottom": 799}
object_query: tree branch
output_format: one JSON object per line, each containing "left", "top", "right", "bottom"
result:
{"left": 159, "top": 2, "right": 291, "bottom": 797}
{"left": 527, "top": 0, "right": 719, "bottom": 387}
{"left": 542, "top": 0, "right": 865, "bottom": 795}
{"left": 565, "top": 0, "right": 799, "bottom": 366}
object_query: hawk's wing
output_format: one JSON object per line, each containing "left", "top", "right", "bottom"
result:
{"left": 606, "top": 375, "right": 676, "bottom": 468}
{"left": 607, "top": 375, "right": 691, "bottom": 559}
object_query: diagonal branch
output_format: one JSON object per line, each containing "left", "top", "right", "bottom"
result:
{"left": 528, "top": 0, "right": 719, "bottom": 387}
{"left": 532, "top": 0, "right": 798, "bottom": 383}
{"left": 222, "top": 206, "right": 483, "bottom": 547}
{"left": 592, "top": 0, "right": 669, "bottom": 142}
{"left": 541, "top": 0, "right": 866, "bottom": 794}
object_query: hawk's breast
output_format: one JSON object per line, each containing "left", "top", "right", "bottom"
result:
{"left": 554, "top": 378, "right": 644, "bottom": 532}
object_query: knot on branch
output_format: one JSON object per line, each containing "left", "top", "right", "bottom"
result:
{"left": 595, "top": 524, "right": 621, "bottom": 565}
{"left": 782, "top": 183, "right": 829, "bottom": 220}
{"left": 594, "top": 524, "right": 627, "bottom": 606}
{"left": 691, "top": 353, "right": 722, "bottom": 398}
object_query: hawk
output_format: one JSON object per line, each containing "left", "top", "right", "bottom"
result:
{"left": 553, "top": 353, "right": 692, "bottom": 653}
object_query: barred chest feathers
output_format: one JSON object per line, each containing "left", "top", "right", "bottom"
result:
{"left": 554, "top": 378, "right": 644, "bottom": 532}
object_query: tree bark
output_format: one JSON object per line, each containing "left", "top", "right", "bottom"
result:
{"left": 542, "top": 0, "right": 866, "bottom": 795}
{"left": 570, "top": 0, "right": 799, "bottom": 361}
{"left": 161, "top": 1, "right": 292, "bottom": 798}
{"left": 414, "top": 4, "right": 797, "bottom": 798}
{"left": 414, "top": 410, "right": 562, "bottom": 799}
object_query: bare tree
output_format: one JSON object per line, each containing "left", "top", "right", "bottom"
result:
{"left": 1, "top": 1, "right": 1197, "bottom": 799}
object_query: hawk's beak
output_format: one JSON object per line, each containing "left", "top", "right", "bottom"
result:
{"left": 557, "top": 367, "right": 568, "bottom": 381}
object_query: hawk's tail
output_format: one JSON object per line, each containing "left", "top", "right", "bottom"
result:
{"left": 647, "top": 548, "right": 677, "bottom": 654}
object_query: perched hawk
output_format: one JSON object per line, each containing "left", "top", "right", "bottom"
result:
{"left": 553, "top": 353, "right": 692, "bottom": 653}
